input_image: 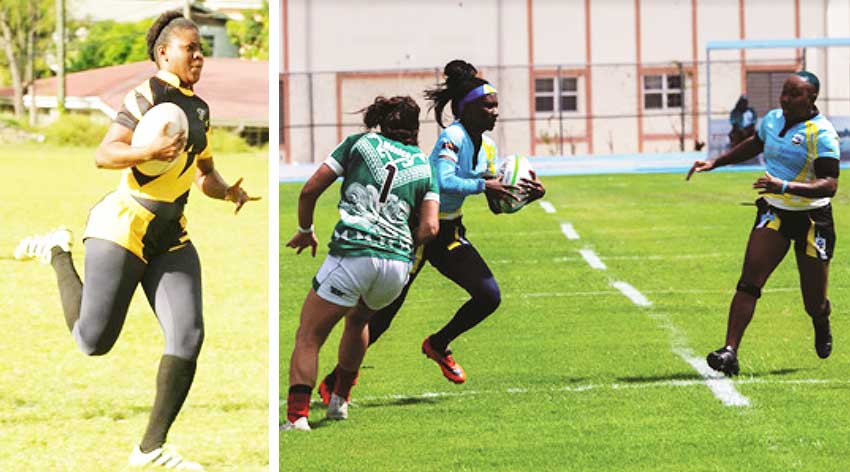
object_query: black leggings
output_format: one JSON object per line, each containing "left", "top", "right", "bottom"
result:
{"left": 71, "top": 238, "right": 204, "bottom": 360}
{"left": 368, "top": 217, "right": 501, "bottom": 348}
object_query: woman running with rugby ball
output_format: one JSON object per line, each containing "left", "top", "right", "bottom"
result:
{"left": 15, "top": 10, "right": 258, "bottom": 469}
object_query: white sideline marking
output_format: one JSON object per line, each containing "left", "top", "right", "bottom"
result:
{"left": 539, "top": 201, "right": 556, "bottom": 213}
{"left": 648, "top": 310, "right": 751, "bottom": 408}
{"left": 611, "top": 281, "right": 652, "bottom": 307}
{"left": 560, "top": 223, "right": 580, "bottom": 240}
{"left": 284, "top": 378, "right": 843, "bottom": 407}
{"left": 675, "top": 348, "right": 751, "bottom": 407}
{"left": 579, "top": 249, "right": 606, "bottom": 269}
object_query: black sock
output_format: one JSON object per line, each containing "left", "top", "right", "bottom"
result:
{"left": 140, "top": 355, "right": 197, "bottom": 453}
{"left": 50, "top": 248, "right": 82, "bottom": 332}
{"left": 430, "top": 298, "right": 498, "bottom": 352}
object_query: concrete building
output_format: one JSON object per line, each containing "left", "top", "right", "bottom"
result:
{"left": 281, "top": 0, "right": 850, "bottom": 164}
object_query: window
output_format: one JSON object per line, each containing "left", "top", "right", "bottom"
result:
{"left": 535, "top": 77, "right": 579, "bottom": 114}
{"left": 643, "top": 74, "right": 684, "bottom": 110}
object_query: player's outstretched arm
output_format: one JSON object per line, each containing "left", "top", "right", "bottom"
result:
{"left": 95, "top": 122, "right": 184, "bottom": 169}
{"left": 195, "top": 158, "right": 261, "bottom": 214}
{"left": 286, "top": 164, "right": 338, "bottom": 257}
{"left": 686, "top": 135, "right": 764, "bottom": 181}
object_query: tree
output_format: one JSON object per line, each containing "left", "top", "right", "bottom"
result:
{"left": 226, "top": 0, "right": 268, "bottom": 60}
{"left": 67, "top": 19, "right": 149, "bottom": 72}
{"left": 0, "top": 0, "right": 53, "bottom": 118}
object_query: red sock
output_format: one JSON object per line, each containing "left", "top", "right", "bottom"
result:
{"left": 333, "top": 367, "right": 359, "bottom": 401}
{"left": 287, "top": 385, "right": 312, "bottom": 423}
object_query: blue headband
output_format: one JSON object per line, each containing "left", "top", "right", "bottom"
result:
{"left": 457, "top": 84, "right": 497, "bottom": 114}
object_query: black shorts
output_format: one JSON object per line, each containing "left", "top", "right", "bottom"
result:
{"left": 753, "top": 198, "right": 835, "bottom": 261}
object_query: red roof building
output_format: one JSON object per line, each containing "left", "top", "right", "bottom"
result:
{"left": 0, "top": 58, "right": 268, "bottom": 127}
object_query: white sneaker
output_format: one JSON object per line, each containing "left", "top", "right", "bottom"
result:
{"left": 128, "top": 445, "right": 204, "bottom": 470}
{"left": 280, "top": 416, "right": 311, "bottom": 431}
{"left": 14, "top": 227, "right": 72, "bottom": 264}
{"left": 326, "top": 393, "right": 349, "bottom": 420}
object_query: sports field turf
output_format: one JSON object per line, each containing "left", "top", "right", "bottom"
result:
{"left": 0, "top": 143, "right": 268, "bottom": 471}
{"left": 281, "top": 170, "right": 850, "bottom": 471}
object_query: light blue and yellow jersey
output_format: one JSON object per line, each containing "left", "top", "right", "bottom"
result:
{"left": 429, "top": 121, "right": 497, "bottom": 220}
{"left": 83, "top": 70, "right": 212, "bottom": 262}
{"left": 758, "top": 108, "right": 839, "bottom": 210}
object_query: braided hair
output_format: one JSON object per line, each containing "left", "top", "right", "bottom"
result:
{"left": 424, "top": 59, "right": 489, "bottom": 128}
{"left": 146, "top": 10, "right": 198, "bottom": 64}
{"left": 359, "top": 96, "right": 420, "bottom": 146}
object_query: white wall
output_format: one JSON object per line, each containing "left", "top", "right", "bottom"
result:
{"left": 282, "top": 0, "right": 847, "bottom": 163}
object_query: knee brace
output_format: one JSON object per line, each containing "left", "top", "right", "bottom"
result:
{"left": 736, "top": 280, "right": 762, "bottom": 299}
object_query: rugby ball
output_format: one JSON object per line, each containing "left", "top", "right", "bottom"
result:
{"left": 487, "top": 154, "right": 535, "bottom": 214}
{"left": 130, "top": 102, "right": 188, "bottom": 176}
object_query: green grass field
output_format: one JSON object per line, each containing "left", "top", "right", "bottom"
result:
{"left": 280, "top": 170, "right": 850, "bottom": 471}
{"left": 0, "top": 144, "right": 268, "bottom": 471}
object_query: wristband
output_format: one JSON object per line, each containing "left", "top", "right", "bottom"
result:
{"left": 298, "top": 224, "right": 314, "bottom": 234}
{"left": 780, "top": 180, "right": 789, "bottom": 194}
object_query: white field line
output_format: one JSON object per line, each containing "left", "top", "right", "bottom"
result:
{"left": 611, "top": 281, "right": 652, "bottom": 307}
{"left": 560, "top": 223, "right": 580, "bottom": 240}
{"left": 491, "top": 252, "right": 731, "bottom": 264}
{"left": 646, "top": 309, "right": 750, "bottom": 407}
{"left": 605, "top": 278, "right": 748, "bottom": 407}
{"left": 281, "top": 378, "right": 846, "bottom": 407}
{"left": 579, "top": 249, "right": 606, "bottom": 269}
{"left": 539, "top": 201, "right": 556, "bottom": 213}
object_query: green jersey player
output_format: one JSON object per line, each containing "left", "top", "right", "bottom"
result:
{"left": 282, "top": 96, "right": 439, "bottom": 431}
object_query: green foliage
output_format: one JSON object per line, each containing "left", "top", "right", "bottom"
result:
{"left": 67, "top": 19, "right": 150, "bottom": 72}
{"left": 226, "top": 1, "right": 268, "bottom": 60}
{"left": 208, "top": 127, "right": 255, "bottom": 154}
{"left": 40, "top": 113, "right": 109, "bottom": 147}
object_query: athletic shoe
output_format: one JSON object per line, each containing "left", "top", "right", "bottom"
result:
{"left": 706, "top": 346, "right": 740, "bottom": 376}
{"left": 128, "top": 445, "right": 204, "bottom": 470}
{"left": 812, "top": 316, "right": 833, "bottom": 359}
{"left": 421, "top": 336, "right": 466, "bottom": 384}
{"left": 318, "top": 369, "right": 360, "bottom": 405}
{"left": 14, "top": 227, "right": 72, "bottom": 264}
{"left": 280, "top": 416, "right": 311, "bottom": 432}
{"left": 326, "top": 393, "right": 349, "bottom": 420}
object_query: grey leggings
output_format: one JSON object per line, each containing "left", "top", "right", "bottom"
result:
{"left": 72, "top": 238, "right": 204, "bottom": 360}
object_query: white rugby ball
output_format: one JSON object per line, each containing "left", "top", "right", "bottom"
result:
{"left": 130, "top": 102, "right": 188, "bottom": 176}
{"left": 489, "top": 154, "right": 535, "bottom": 214}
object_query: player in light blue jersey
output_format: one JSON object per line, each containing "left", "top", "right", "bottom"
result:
{"left": 688, "top": 71, "right": 839, "bottom": 376}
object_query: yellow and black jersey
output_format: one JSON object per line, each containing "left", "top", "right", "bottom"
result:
{"left": 83, "top": 70, "right": 211, "bottom": 263}
{"left": 114, "top": 69, "right": 212, "bottom": 204}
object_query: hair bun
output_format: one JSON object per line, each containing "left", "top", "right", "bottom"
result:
{"left": 443, "top": 60, "right": 477, "bottom": 85}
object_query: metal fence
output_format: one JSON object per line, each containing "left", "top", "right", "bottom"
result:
{"left": 280, "top": 53, "right": 850, "bottom": 164}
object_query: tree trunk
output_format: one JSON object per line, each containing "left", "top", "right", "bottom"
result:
{"left": 0, "top": 12, "right": 24, "bottom": 118}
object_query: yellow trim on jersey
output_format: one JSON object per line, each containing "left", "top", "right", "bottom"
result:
{"left": 156, "top": 70, "right": 195, "bottom": 96}
{"left": 773, "top": 121, "right": 820, "bottom": 209}
{"left": 482, "top": 141, "right": 497, "bottom": 175}
{"left": 83, "top": 191, "right": 156, "bottom": 262}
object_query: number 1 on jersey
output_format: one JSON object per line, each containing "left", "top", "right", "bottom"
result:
{"left": 379, "top": 163, "right": 397, "bottom": 203}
